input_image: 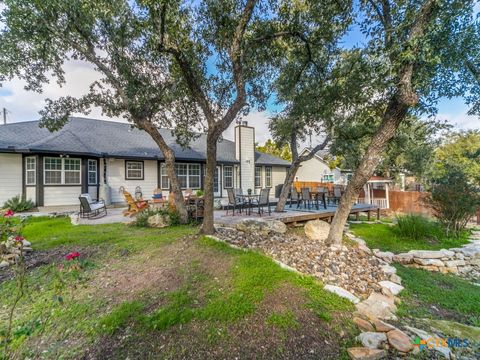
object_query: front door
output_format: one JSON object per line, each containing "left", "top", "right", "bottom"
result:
{"left": 213, "top": 166, "right": 221, "bottom": 197}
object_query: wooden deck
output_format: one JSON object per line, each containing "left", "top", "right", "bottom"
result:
{"left": 214, "top": 203, "right": 380, "bottom": 226}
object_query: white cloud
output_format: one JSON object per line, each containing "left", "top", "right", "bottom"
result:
{"left": 223, "top": 111, "right": 273, "bottom": 144}
{"left": 436, "top": 112, "right": 479, "bottom": 131}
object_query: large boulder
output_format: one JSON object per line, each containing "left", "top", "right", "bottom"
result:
{"left": 355, "top": 292, "right": 397, "bottom": 321}
{"left": 147, "top": 213, "right": 171, "bottom": 228}
{"left": 235, "top": 218, "right": 287, "bottom": 235}
{"left": 386, "top": 329, "right": 413, "bottom": 353}
{"left": 304, "top": 219, "right": 330, "bottom": 242}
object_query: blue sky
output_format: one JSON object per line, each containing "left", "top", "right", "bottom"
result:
{"left": 0, "top": 3, "right": 478, "bottom": 143}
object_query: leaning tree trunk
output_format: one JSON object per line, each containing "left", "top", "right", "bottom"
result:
{"left": 326, "top": 97, "right": 409, "bottom": 245}
{"left": 140, "top": 121, "right": 189, "bottom": 223}
{"left": 275, "top": 162, "right": 301, "bottom": 212}
{"left": 201, "top": 133, "right": 217, "bottom": 235}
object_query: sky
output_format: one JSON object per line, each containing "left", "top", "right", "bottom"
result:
{"left": 0, "top": 3, "right": 478, "bottom": 146}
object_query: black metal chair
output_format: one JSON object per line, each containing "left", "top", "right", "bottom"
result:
{"left": 331, "top": 186, "right": 343, "bottom": 205}
{"left": 226, "top": 188, "right": 244, "bottom": 215}
{"left": 252, "top": 188, "right": 271, "bottom": 216}
{"left": 79, "top": 194, "right": 107, "bottom": 218}
{"left": 301, "top": 187, "right": 313, "bottom": 209}
{"left": 289, "top": 187, "right": 300, "bottom": 208}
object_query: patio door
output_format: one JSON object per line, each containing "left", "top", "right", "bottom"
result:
{"left": 213, "top": 166, "right": 221, "bottom": 197}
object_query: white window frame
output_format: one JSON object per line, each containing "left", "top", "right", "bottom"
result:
{"left": 322, "top": 174, "right": 334, "bottom": 183}
{"left": 44, "top": 157, "right": 81, "bottom": 185}
{"left": 125, "top": 161, "right": 144, "bottom": 180}
{"left": 254, "top": 166, "right": 262, "bottom": 188}
{"left": 265, "top": 166, "right": 272, "bottom": 188}
{"left": 160, "top": 163, "right": 202, "bottom": 189}
{"left": 224, "top": 166, "right": 233, "bottom": 189}
{"left": 88, "top": 159, "right": 98, "bottom": 185}
{"left": 25, "top": 156, "right": 36, "bottom": 185}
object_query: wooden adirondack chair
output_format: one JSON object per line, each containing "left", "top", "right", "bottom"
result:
{"left": 122, "top": 190, "right": 149, "bottom": 217}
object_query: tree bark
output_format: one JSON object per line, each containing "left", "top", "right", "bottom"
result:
{"left": 326, "top": 97, "right": 409, "bottom": 244}
{"left": 139, "top": 121, "right": 189, "bottom": 223}
{"left": 201, "top": 133, "right": 218, "bottom": 234}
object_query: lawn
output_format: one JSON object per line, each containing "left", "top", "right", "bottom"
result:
{"left": 1, "top": 217, "right": 357, "bottom": 359}
{"left": 349, "top": 223, "right": 470, "bottom": 253}
{"left": 395, "top": 265, "right": 480, "bottom": 327}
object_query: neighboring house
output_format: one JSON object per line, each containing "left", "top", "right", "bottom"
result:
{"left": 0, "top": 118, "right": 289, "bottom": 207}
{"left": 294, "top": 148, "right": 346, "bottom": 184}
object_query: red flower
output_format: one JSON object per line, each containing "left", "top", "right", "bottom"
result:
{"left": 65, "top": 252, "right": 80, "bottom": 261}
{"left": 3, "top": 209, "right": 14, "bottom": 218}
{"left": 14, "top": 235, "right": 24, "bottom": 242}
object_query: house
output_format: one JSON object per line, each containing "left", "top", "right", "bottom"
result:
{"left": 0, "top": 118, "right": 290, "bottom": 207}
{"left": 294, "top": 148, "right": 347, "bottom": 184}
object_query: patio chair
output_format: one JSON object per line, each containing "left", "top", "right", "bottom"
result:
{"left": 289, "top": 187, "right": 301, "bottom": 208}
{"left": 79, "top": 193, "right": 107, "bottom": 219}
{"left": 331, "top": 186, "right": 343, "bottom": 205}
{"left": 252, "top": 188, "right": 271, "bottom": 216}
{"left": 301, "top": 188, "right": 313, "bottom": 209}
{"left": 122, "top": 190, "right": 149, "bottom": 217}
{"left": 226, "top": 188, "right": 244, "bottom": 216}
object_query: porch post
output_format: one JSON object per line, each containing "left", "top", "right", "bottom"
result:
{"left": 385, "top": 183, "right": 390, "bottom": 209}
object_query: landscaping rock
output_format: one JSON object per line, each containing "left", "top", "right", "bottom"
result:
{"left": 392, "top": 253, "right": 414, "bottom": 264}
{"left": 147, "top": 213, "right": 171, "bottom": 228}
{"left": 347, "top": 347, "right": 386, "bottom": 360}
{"left": 380, "top": 265, "right": 396, "bottom": 276}
{"left": 21, "top": 239, "right": 31, "bottom": 247}
{"left": 378, "top": 281, "right": 404, "bottom": 296}
{"left": 371, "top": 319, "right": 396, "bottom": 332}
{"left": 408, "top": 250, "right": 453, "bottom": 259}
{"left": 324, "top": 284, "right": 360, "bottom": 304}
{"left": 356, "top": 292, "right": 397, "bottom": 321}
{"left": 235, "top": 218, "right": 286, "bottom": 235}
{"left": 304, "top": 219, "right": 330, "bottom": 242}
{"left": 414, "top": 258, "right": 445, "bottom": 267}
{"left": 386, "top": 329, "right": 413, "bottom": 353}
{"left": 389, "top": 274, "right": 402, "bottom": 285}
{"left": 444, "top": 259, "right": 466, "bottom": 267}
{"left": 357, "top": 332, "right": 387, "bottom": 349}
{"left": 353, "top": 317, "right": 375, "bottom": 332}
{"left": 0, "top": 260, "right": 9, "bottom": 269}
{"left": 373, "top": 250, "right": 394, "bottom": 263}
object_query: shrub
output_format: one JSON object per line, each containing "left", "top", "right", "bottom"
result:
{"left": 395, "top": 214, "right": 443, "bottom": 241}
{"left": 134, "top": 208, "right": 181, "bottom": 227}
{"left": 423, "top": 166, "right": 480, "bottom": 236}
{"left": 2, "top": 195, "right": 35, "bottom": 212}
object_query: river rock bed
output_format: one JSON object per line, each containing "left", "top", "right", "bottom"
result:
{"left": 216, "top": 225, "right": 389, "bottom": 298}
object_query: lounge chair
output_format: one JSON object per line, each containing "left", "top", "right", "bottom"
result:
{"left": 79, "top": 193, "right": 107, "bottom": 218}
{"left": 122, "top": 190, "right": 149, "bottom": 217}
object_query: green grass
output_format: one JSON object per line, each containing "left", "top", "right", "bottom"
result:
{"left": 2, "top": 217, "right": 356, "bottom": 359}
{"left": 22, "top": 216, "right": 194, "bottom": 251}
{"left": 395, "top": 265, "right": 480, "bottom": 326}
{"left": 349, "top": 223, "right": 470, "bottom": 253}
{"left": 266, "top": 311, "right": 299, "bottom": 330}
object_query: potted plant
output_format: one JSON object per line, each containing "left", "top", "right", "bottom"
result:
{"left": 247, "top": 188, "right": 252, "bottom": 195}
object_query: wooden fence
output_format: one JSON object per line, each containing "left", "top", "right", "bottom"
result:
{"left": 292, "top": 181, "right": 336, "bottom": 192}
{"left": 388, "top": 190, "right": 432, "bottom": 215}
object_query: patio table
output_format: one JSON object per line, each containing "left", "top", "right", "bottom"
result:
{"left": 306, "top": 191, "right": 327, "bottom": 210}
{"left": 239, "top": 194, "right": 260, "bottom": 216}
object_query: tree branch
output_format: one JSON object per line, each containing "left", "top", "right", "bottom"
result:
{"left": 297, "top": 135, "right": 331, "bottom": 163}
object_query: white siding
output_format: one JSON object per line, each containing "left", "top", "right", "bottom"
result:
{"left": 0, "top": 153, "right": 23, "bottom": 206}
{"left": 88, "top": 186, "right": 97, "bottom": 200}
{"left": 44, "top": 186, "right": 82, "bottom": 206}
{"left": 25, "top": 187, "right": 36, "bottom": 203}
{"left": 235, "top": 125, "right": 255, "bottom": 191}
{"left": 271, "top": 166, "right": 287, "bottom": 189}
{"left": 106, "top": 159, "right": 158, "bottom": 203}
{"left": 295, "top": 156, "right": 342, "bottom": 183}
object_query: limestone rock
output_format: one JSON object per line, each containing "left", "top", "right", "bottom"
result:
{"left": 444, "top": 259, "right": 465, "bottom": 267}
{"left": 324, "top": 284, "right": 360, "bottom": 304}
{"left": 356, "top": 292, "right": 397, "bottom": 321}
{"left": 0, "top": 260, "right": 9, "bottom": 268}
{"left": 389, "top": 274, "right": 402, "bottom": 285}
{"left": 414, "top": 258, "right": 445, "bottom": 267}
{"left": 373, "top": 250, "right": 394, "bottom": 263}
{"left": 408, "top": 250, "right": 454, "bottom": 259}
{"left": 387, "top": 329, "right": 413, "bottom": 353}
{"left": 378, "top": 281, "right": 404, "bottom": 296}
{"left": 371, "top": 319, "right": 396, "bottom": 332}
{"left": 347, "top": 347, "right": 386, "bottom": 360}
{"left": 21, "top": 239, "right": 31, "bottom": 247}
{"left": 356, "top": 332, "right": 387, "bottom": 349}
{"left": 353, "top": 317, "right": 375, "bottom": 332}
{"left": 304, "top": 219, "right": 330, "bottom": 242}
{"left": 147, "top": 213, "right": 171, "bottom": 228}
{"left": 380, "top": 265, "right": 396, "bottom": 276}
{"left": 393, "top": 253, "right": 414, "bottom": 264}
{"left": 235, "top": 218, "right": 286, "bottom": 235}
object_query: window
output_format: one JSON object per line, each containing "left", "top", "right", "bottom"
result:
{"left": 160, "top": 163, "right": 202, "bottom": 189}
{"left": 255, "top": 166, "right": 262, "bottom": 188}
{"left": 88, "top": 159, "right": 97, "bottom": 185}
{"left": 44, "top": 157, "right": 81, "bottom": 185}
{"left": 224, "top": 166, "right": 233, "bottom": 188}
{"left": 125, "top": 161, "right": 144, "bottom": 180}
{"left": 265, "top": 166, "right": 272, "bottom": 188}
{"left": 25, "top": 157, "right": 36, "bottom": 185}
{"left": 322, "top": 174, "right": 334, "bottom": 183}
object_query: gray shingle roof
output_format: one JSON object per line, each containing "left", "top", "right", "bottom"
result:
{"left": 0, "top": 117, "right": 290, "bottom": 166}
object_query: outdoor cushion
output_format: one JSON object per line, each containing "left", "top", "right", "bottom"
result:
{"left": 90, "top": 202, "right": 105, "bottom": 211}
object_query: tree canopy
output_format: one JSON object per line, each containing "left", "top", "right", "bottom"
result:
{"left": 256, "top": 139, "right": 292, "bottom": 161}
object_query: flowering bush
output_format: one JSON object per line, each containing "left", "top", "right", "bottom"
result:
{"left": 65, "top": 252, "right": 80, "bottom": 261}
